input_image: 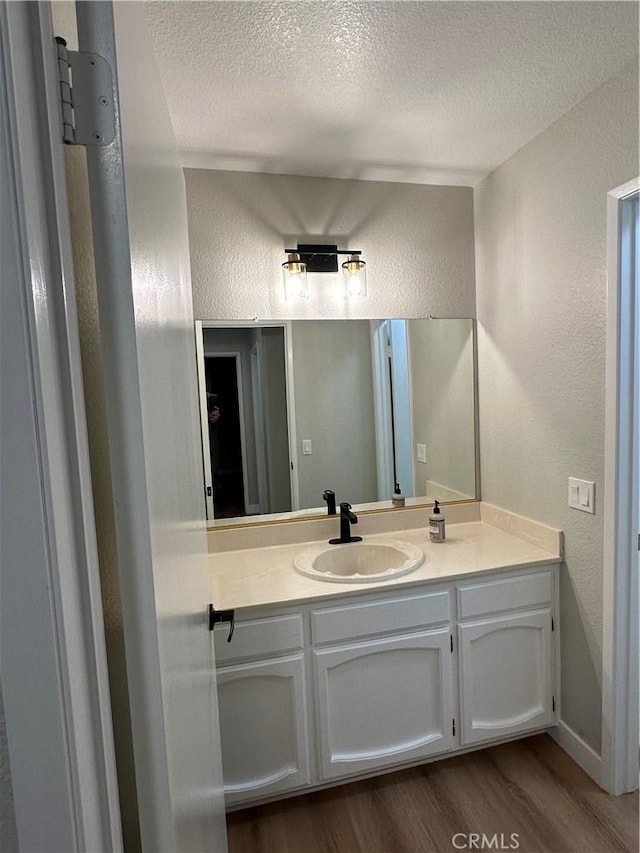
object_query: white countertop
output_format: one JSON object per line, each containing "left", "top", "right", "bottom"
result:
{"left": 209, "top": 521, "right": 562, "bottom": 611}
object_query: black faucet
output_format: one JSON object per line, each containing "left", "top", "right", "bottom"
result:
{"left": 323, "top": 489, "right": 337, "bottom": 515}
{"left": 329, "top": 502, "right": 363, "bottom": 545}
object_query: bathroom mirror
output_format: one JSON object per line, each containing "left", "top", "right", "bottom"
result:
{"left": 195, "top": 319, "right": 478, "bottom": 525}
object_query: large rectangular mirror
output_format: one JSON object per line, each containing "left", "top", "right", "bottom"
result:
{"left": 195, "top": 319, "right": 478, "bottom": 526}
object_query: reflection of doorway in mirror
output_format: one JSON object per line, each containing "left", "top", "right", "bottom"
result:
{"left": 204, "top": 354, "right": 248, "bottom": 519}
{"left": 371, "top": 320, "right": 414, "bottom": 501}
{"left": 387, "top": 320, "right": 413, "bottom": 498}
{"left": 197, "top": 324, "right": 294, "bottom": 520}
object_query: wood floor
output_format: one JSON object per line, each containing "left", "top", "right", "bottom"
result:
{"left": 227, "top": 735, "right": 638, "bottom": 853}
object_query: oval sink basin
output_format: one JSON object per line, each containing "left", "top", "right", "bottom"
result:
{"left": 294, "top": 539, "right": 425, "bottom": 583}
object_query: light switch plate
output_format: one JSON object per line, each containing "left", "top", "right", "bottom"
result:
{"left": 568, "top": 477, "right": 595, "bottom": 514}
{"left": 416, "top": 443, "right": 427, "bottom": 463}
{"left": 302, "top": 439, "right": 312, "bottom": 455}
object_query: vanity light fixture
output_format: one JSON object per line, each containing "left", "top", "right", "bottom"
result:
{"left": 342, "top": 253, "right": 367, "bottom": 299}
{"left": 282, "top": 244, "right": 367, "bottom": 300}
{"left": 282, "top": 252, "right": 309, "bottom": 299}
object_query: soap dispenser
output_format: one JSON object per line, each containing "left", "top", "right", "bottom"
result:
{"left": 392, "top": 483, "right": 405, "bottom": 507}
{"left": 429, "top": 500, "right": 445, "bottom": 542}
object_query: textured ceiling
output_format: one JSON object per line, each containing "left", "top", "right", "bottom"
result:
{"left": 145, "top": 1, "right": 639, "bottom": 186}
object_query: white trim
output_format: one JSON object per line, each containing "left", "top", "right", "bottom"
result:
{"left": 283, "top": 321, "right": 300, "bottom": 511}
{"left": 602, "top": 177, "right": 640, "bottom": 795}
{"left": 370, "top": 320, "right": 395, "bottom": 500}
{"left": 388, "top": 319, "right": 414, "bottom": 497}
{"left": 233, "top": 351, "right": 252, "bottom": 512}
{"left": 549, "top": 721, "right": 603, "bottom": 785}
{"left": 1, "top": 2, "right": 121, "bottom": 848}
{"left": 250, "top": 343, "right": 268, "bottom": 514}
{"left": 194, "top": 321, "right": 215, "bottom": 519}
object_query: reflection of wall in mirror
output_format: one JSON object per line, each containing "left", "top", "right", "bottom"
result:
{"left": 259, "top": 328, "right": 291, "bottom": 512}
{"left": 292, "top": 321, "right": 377, "bottom": 509}
{"left": 408, "top": 320, "right": 475, "bottom": 501}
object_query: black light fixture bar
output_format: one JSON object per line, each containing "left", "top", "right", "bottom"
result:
{"left": 285, "top": 243, "right": 362, "bottom": 273}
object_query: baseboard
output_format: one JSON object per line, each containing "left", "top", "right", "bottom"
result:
{"left": 550, "top": 720, "right": 602, "bottom": 786}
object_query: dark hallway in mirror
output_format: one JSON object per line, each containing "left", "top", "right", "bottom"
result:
{"left": 205, "top": 356, "right": 245, "bottom": 518}
{"left": 198, "top": 325, "right": 293, "bottom": 520}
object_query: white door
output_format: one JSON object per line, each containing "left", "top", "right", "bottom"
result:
{"left": 458, "top": 610, "right": 553, "bottom": 746}
{"left": 313, "top": 629, "right": 455, "bottom": 780}
{"left": 62, "top": 3, "right": 227, "bottom": 849}
{"left": 216, "top": 655, "right": 310, "bottom": 805}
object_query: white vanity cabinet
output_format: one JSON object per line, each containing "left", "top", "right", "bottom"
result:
{"left": 311, "top": 590, "right": 454, "bottom": 779}
{"left": 313, "top": 629, "right": 454, "bottom": 779}
{"left": 213, "top": 614, "right": 310, "bottom": 805}
{"left": 213, "top": 564, "right": 558, "bottom": 809}
{"left": 457, "top": 570, "right": 555, "bottom": 746}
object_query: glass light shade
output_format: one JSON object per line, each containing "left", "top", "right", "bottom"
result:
{"left": 282, "top": 253, "right": 308, "bottom": 299}
{"left": 342, "top": 255, "right": 367, "bottom": 299}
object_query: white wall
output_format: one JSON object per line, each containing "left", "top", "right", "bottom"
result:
{"left": 185, "top": 170, "right": 476, "bottom": 320}
{"left": 474, "top": 60, "right": 639, "bottom": 752}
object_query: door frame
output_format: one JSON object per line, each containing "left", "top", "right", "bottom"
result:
{"left": 194, "top": 320, "right": 215, "bottom": 518}
{"left": 250, "top": 342, "right": 269, "bottom": 515}
{"left": 602, "top": 176, "right": 640, "bottom": 794}
{"left": 370, "top": 320, "right": 395, "bottom": 500}
{"left": 1, "top": 2, "right": 121, "bottom": 848}
{"left": 388, "top": 319, "right": 414, "bottom": 497}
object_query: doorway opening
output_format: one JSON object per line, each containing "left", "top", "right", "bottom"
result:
{"left": 602, "top": 178, "right": 639, "bottom": 794}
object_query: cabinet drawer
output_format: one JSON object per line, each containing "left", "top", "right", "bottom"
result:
{"left": 457, "top": 570, "right": 552, "bottom": 620}
{"left": 214, "top": 614, "right": 303, "bottom": 664}
{"left": 311, "top": 590, "right": 450, "bottom": 645}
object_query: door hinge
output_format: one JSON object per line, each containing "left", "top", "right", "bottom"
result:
{"left": 551, "top": 615, "right": 555, "bottom": 632}
{"left": 552, "top": 696, "right": 556, "bottom": 712}
{"left": 452, "top": 718, "right": 456, "bottom": 736}
{"left": 450, "top": 633, "right": 454, "bottom": 652}
{"left": 55, "top": 36, "right": 115, "bottom": 146}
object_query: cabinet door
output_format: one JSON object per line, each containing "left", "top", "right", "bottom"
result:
{"left": 459, "top": 609, "right": 553, "bottom": 746}
{"left": 217, "top": 654, "right": 309, "bottom": 805}
{"left": 314, "top": 629, "right": 454, "bottom": 780}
